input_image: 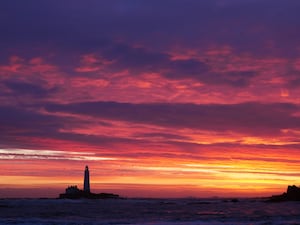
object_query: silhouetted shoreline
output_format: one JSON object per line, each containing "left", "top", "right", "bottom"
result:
{"left": 59, "top": 189, "right": 120, "bottom": 199}
{"left": 58, "top": 184, "right": 121, "bottom": 199}
{"left": 267, "top": 185, "right": 300, "bottom": 202}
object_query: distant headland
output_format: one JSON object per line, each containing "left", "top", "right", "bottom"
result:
{"left": 59, "top": 166, "right": 120, "bottom": 199}
{"left": 268, "top": 185, "right": 300, "bottom": 202}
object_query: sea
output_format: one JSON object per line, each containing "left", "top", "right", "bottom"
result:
{"left": 0, "top": 198, "right": 300, "bottom": 225}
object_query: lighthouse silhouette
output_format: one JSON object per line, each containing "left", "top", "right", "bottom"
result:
{"left": 84, "top": 165, "right": 90, "bottom": 193}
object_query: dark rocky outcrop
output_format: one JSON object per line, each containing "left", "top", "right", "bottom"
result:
{"left": 59, "top": 186, "right": 120, "bottom": 199}
{"left": 268, "top": 185, "right": 300, "bottom": 202}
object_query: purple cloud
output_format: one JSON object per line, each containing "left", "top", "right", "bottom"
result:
{"left": 1, "top": 0, "right": 300, "bottom": 57}
{"left": 45, "top": 101, "right": 300, "bottom": 136}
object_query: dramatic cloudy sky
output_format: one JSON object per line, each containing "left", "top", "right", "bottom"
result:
{"left": 1, "top": 0, "right": 300, "bottom": 198}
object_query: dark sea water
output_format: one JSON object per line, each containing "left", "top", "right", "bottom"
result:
{"left": 0, "top": 198, "right": 300, "bottom": 224}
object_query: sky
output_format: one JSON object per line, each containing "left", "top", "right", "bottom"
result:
{"left": 1, "top": 0, "right": 300, "bottom": 198}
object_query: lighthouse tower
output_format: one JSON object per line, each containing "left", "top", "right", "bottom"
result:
{"left": 84, "top": 165, "right": 90, "bottom": 193}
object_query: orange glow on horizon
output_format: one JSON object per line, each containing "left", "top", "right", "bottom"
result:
{"left": 2, "top": 5, "right": 300, "bottom": 199}
{"left": 1, "top": 145, "right": 299, "bottom": 198}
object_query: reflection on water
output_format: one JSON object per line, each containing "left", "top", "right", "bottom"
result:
{"left": 0, "top": 198, "right": 300, "bottom": 224}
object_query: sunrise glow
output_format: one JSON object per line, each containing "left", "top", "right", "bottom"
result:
{"left": 1, "top": 0, "right": 300, "bottom": 198}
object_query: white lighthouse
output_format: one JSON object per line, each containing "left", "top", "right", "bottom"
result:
{"left": 84, "top": 165, "right": 90, "bottom": 193}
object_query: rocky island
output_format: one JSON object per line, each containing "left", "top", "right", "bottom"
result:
{"left": 268, "top": 185, "right": 300, "bottom": 202}
{"left": 59, "top": 185, "right": 120, "bottom": 199}
{"left": 59, "top": 166, "right": 120, "bottom": 199}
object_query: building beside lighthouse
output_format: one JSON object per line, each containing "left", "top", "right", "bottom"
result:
{"left": 59, "top": 165, "right": 120, "bottom": 199}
